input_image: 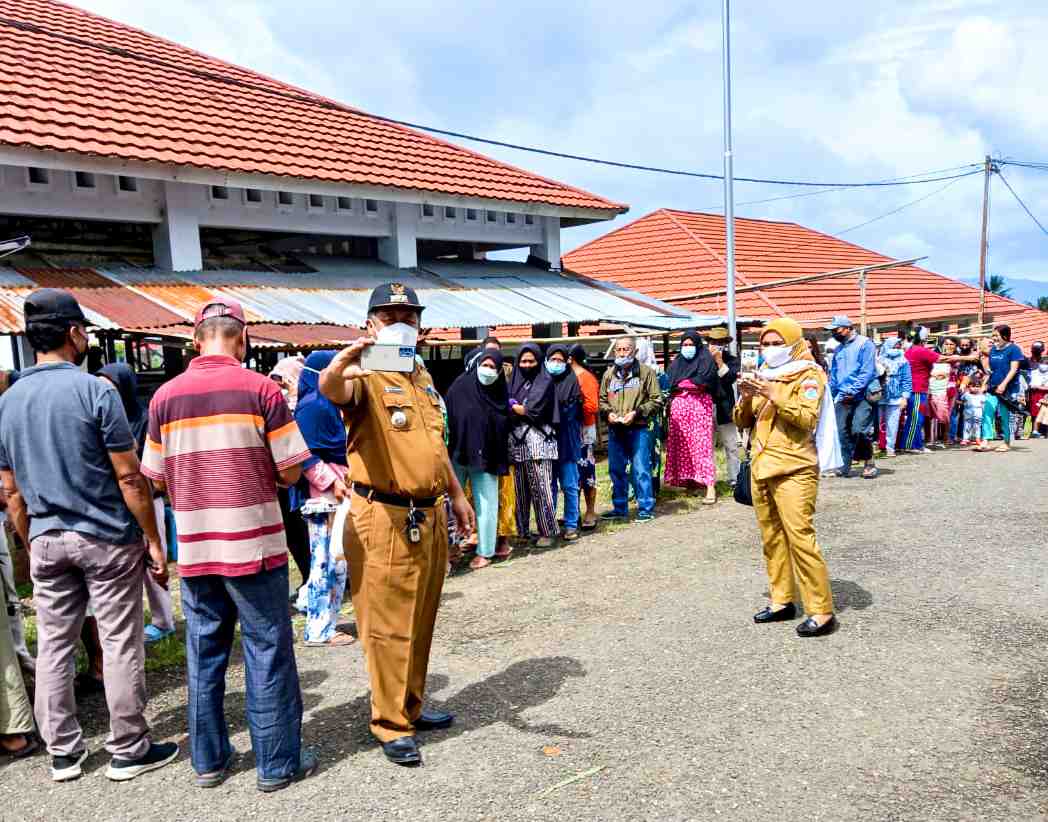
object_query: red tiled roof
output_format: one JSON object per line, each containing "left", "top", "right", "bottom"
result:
{"left": 0, "top": 0, "right": 625, "bottom": 214}
{"left": 564, "top": 209, "right": 1035, "bottom": 328}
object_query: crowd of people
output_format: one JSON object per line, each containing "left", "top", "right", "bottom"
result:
{"left": 0, "top": 282, "right": 1041, "bottom": 791}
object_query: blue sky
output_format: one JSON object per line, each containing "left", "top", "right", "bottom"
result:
{"left": 74, "top": 0, "right": 1048, "bottom": 284}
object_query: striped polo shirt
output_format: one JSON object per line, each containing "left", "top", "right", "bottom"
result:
{"left": 142, "top": 354, "right": 311, "bottom": 577}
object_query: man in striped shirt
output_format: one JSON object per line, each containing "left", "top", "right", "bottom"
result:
{"left": 142, "top": 297, "right": 317, "bottom": 792}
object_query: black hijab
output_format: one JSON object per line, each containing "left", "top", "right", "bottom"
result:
{"left": 547, "top": 344, "right": 582, "bottom": 408}
{"left": 445, "top": 349, "right": 511, "bottom": 474}
{"left": 666, "top": 331, "right": 719, "bottom": 392}
{"left": 508, "top": 342, "right": 559, "bottom": 426}
{"left": 98, "top": 363, "right": 147, "bottom": 454}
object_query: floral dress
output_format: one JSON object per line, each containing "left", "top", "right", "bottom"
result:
{"left": 664, "top": 379, "right": 717, "bottom": 487}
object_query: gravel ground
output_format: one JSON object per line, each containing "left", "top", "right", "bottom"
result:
{"left": 3, "top": 444, "right": 1048, "bottom": 821}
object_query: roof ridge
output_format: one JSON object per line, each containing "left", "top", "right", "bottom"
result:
{"left": 1, "top": 0, "right": 626, "bottom": 212}
{"left": 659, "top": 209, "right": 786, "bottom": 317}
{"left": 661, "top": 208, "right": 802, "bottom": 228}
{"left": 564, "top": 209, "right": 668, "bottom": 258}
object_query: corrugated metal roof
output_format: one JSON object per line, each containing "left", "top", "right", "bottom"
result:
{"left": 0, "top": 259, "right": 717, "bottom": 335}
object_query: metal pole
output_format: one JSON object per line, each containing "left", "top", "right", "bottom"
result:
{"left": 721, "top": 0, "right": 737, "bottom": 354}
{"left": 859, "top": 270, "right": 868, "bottom": 337}
{"left": 977, "top": 154, "right": 991, "bottom": 328}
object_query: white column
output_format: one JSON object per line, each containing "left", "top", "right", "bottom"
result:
{"left": 377, "top": 202, "right": 418, "bottom": 269}
{"left": 530, "top": 216, "right": 561, "bottom": 269}
{"left": 12, "top": 335, "right": 34, "bottom": 370}
{"left": 152, "top": 181, "right": 203, "bottom": 271}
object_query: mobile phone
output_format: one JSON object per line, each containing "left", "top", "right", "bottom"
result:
{"left": 361, "top": 343, "right": 417, "bottom": 373}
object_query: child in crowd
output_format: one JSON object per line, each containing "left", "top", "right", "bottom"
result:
{"left": 961, "top": 374, "right": 987, "bottom": 445}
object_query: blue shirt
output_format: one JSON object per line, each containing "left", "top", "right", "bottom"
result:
{"left": 987, "top": 343, "right": 1024, "bottom": 395}
{"left": 829, "top": 333, "right": 878, "bottom": 401}
{"left": 0, "top": 362, "right": 139, "bottom": 544}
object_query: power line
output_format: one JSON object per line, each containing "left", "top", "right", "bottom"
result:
{"left": 834, "top": 173, "right": 974, "bottom": 237}
{"left": 997, "top": 170, "right": 1048, "bottom": 236}
{"left": 736, "top": 164, "right": 983, "bottom": 207}
{"left": 0, "top": 14, "right": 990, "bottom": 191}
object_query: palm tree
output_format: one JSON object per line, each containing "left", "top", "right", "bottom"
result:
{"left": 1035, "top": 296, "right": 1048, "bottom": 313}
{"left": 987, "top": 274, "right": 1012, "bottom": 298}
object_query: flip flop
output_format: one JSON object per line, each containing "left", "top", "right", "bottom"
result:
{"left": 994, "top": 445, "right": 1011, "bottom": 452}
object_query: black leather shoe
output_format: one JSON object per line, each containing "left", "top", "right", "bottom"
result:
{"left": 753, "top": 603, "right": 797, "bottom": 623}
{"left": 382, "top": 736, "right": 421, "bottom": 766}
{"left": 414, "top": 710, "right": 454, "bottom": 731}
{"left": 796, "top": 615, "right": 837, "bottom": 637}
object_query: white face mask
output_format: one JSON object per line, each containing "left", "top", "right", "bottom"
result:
{"left": 477, "top": 366, "right": 498, "bottom": 386}
{"left": 375, "top": 321, "right": 419, "bottom": 348}
{"left": 680, "top": 345, "right": 697, "bottom": 360}
{"left": 761, "top": 345, "right": 792, "bottom": 369}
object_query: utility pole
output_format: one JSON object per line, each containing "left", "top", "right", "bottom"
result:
{"left": 721, "top": 0, "right": 737, "bottom": 354}
{"left": 977, "top": 154, "right": 993, "bottom": 330}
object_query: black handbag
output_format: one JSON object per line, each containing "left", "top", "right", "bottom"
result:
{"left": 734, "top": 432, "right": 753, "bottom": 506}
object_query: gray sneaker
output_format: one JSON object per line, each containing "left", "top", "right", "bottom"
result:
{"left": 51, "top": 749, "right": 89, "bottom": 782}
{"left": 106, "top": 741, "right": 179, "bottom": 782}
{"left": 257, "top": 748, "right": 319, "bottom": 793}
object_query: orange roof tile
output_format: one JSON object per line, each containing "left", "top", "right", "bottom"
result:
{"left": 564, "top": 209, "right": 1031, "bottom": 328}
{"left": 0, "top": 0, "right": 625, "bottom": 214}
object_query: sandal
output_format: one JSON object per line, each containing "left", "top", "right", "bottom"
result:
{"left": 862, "top": 466, "right": 879, "bottom": 479}
{"left": 994, "top": 445, "right": 1011, "bottom": 452}
{"left": 1, "top": 733, "right": 40, "bottom": 759}
{"left": 469, "top": 556, "right": 492, "bottom": 570}
{"left": 304, "top": 631, "right": 357, "bottom": 648}
{"left": 144, "top": 625, "right": 175, "bottom": 644}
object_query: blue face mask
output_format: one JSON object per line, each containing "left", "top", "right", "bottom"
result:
{"left": 884, "top": 348, "right": 902, "bottom": 358}
{"left": 545, "top": 360, "right": 567, "bottom": 376}
{"left": 614, "top": 356, "right": 634, "bottom": 368}
{"left": 680, "top": 345, "right": 697, "bottom": 360}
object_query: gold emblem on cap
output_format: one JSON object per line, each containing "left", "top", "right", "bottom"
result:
{"left": 389, "top": 282, "right": 408, "bottom": 304}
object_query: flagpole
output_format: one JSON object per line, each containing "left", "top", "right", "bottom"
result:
{"left": 721, "top": 0, "right": 737, "bottom": 353}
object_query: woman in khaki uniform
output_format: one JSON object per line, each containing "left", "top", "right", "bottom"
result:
{"left": 734, "top": 317, "right": 837, "bottom": 638}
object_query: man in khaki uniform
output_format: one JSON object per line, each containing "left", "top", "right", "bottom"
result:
{"left": 320, "top": 283, "right": 475, "bottom": 766}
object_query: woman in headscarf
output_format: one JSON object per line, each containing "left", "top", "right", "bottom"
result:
{"left": 269, "top": 355, "right": 305, "bottom": 411}
{"left": 445, "top": 348, "right": 511, "bottom": 569}
{"left": 295, "top": 351, "right": 353, "bottom": 646}
{"left": 734, "top": 318, "right": 838, "bottom": 638}
{"left": 507, "top": 343, "right": 560, "bottom": 548}
{"left": 98, "top": 363, "right": 177, "bottom": 646}
{"left": 664, "top": 331, "right": 721, "bottom": 504}
{"left": 876, "top": 335, "right": 912, "bottom": 457}
{"left": 545, "top": 345, "right": 583, "bottom": 541}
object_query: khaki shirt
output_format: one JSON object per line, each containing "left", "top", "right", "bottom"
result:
{"left": 733, "top": 365, "right": 825, "bottom": 481}
{"left": 340, "top": 364, "right": 449, "bottom": 499}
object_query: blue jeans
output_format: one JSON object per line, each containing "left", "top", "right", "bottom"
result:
{"left": 607, "top": 426, "right": 654, "bottom": 516}
{"left": 550, "top": 459, "right": 581, "bottom": 530}
{"left": 181, "top": 564, "right": 303, "bottom": 780}
{"left": 881, "top": 402, "right": 903, "bottom": 453}
{"left": 453, "top": 463, "right": 499, "bottom": 557}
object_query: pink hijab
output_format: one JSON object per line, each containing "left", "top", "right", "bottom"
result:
{"left": 269, "top": 356, "right": 305, "bottom": 410}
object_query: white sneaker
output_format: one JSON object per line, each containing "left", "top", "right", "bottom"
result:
{"left": 51, "top": 749, "right": 89, "bottom": 782}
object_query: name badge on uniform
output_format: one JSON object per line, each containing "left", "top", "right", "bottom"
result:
{"left": 383, "top": 386, "right": 404, "bottom": 394}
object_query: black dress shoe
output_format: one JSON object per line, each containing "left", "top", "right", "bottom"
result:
{"left": 382, "top": 736, "right": 421, "bottom": 766}
{"left": 414, "top": 709, "right": 454, "bottom": 731}
{"left": 796, "top": 615, "right": 837, "bottom": 637}
{"left": 753, "top": 602, "right": 797, "bottom": 623}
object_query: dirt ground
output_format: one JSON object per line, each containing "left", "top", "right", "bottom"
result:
{"left": 3, "top": 444, "right": 1048, "bottom": 821}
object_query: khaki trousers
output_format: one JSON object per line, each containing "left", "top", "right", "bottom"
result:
{"left": 497, "top": 471, "right": 516, "bottom": 538}
{"left": 0, "top": 578, "right": 33, "bottom": 737}
{"left": 345, "top": 495, "right": 447, "bottom": 742}
{"left": 752, "top": 467, "right": 834, "bottom": 615}
{"left": 31, "top": 531, "right": 151, "bottom": 758}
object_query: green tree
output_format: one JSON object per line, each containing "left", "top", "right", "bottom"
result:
{"left": 1035, "top": 296, "right": 1048, "bottom": 313}
{"left": 987, "top": 274, "right": 1012, "bottom": 298}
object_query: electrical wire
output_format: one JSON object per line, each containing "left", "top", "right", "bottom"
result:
{"left": 735, "top": 164, "right": 982, "bottom": 207}
{"left": 833, "top": 173, "right": 974, "bottom": 237}
{"left": 997, "top": 170, "right": 1048, "bottom": 236}
{"left": 0, "top": 14, "right": 991, "bottom": 191}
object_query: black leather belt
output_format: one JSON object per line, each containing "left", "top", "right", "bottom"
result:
{"left": 354, "top": 483, "right": 439, "bottom": 509}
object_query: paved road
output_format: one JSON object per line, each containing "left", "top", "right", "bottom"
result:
{"left": 4, "top": 444, "right": 1048, "bottom": 821}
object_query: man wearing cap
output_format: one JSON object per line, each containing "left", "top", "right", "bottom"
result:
{"left": 0, "top": 289, "right": 178, "bottom": 782}
{"left": 142, "top": 297, "right": 317, "bottom": 791}
{"left": 703, "top": 326, "right": 742, "bottom": 487}
{"left": 826, "top": 315, "right": 879, "bottom": 479}
{"left": 320, "top": 283, "right": 476, "bottom": 767}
